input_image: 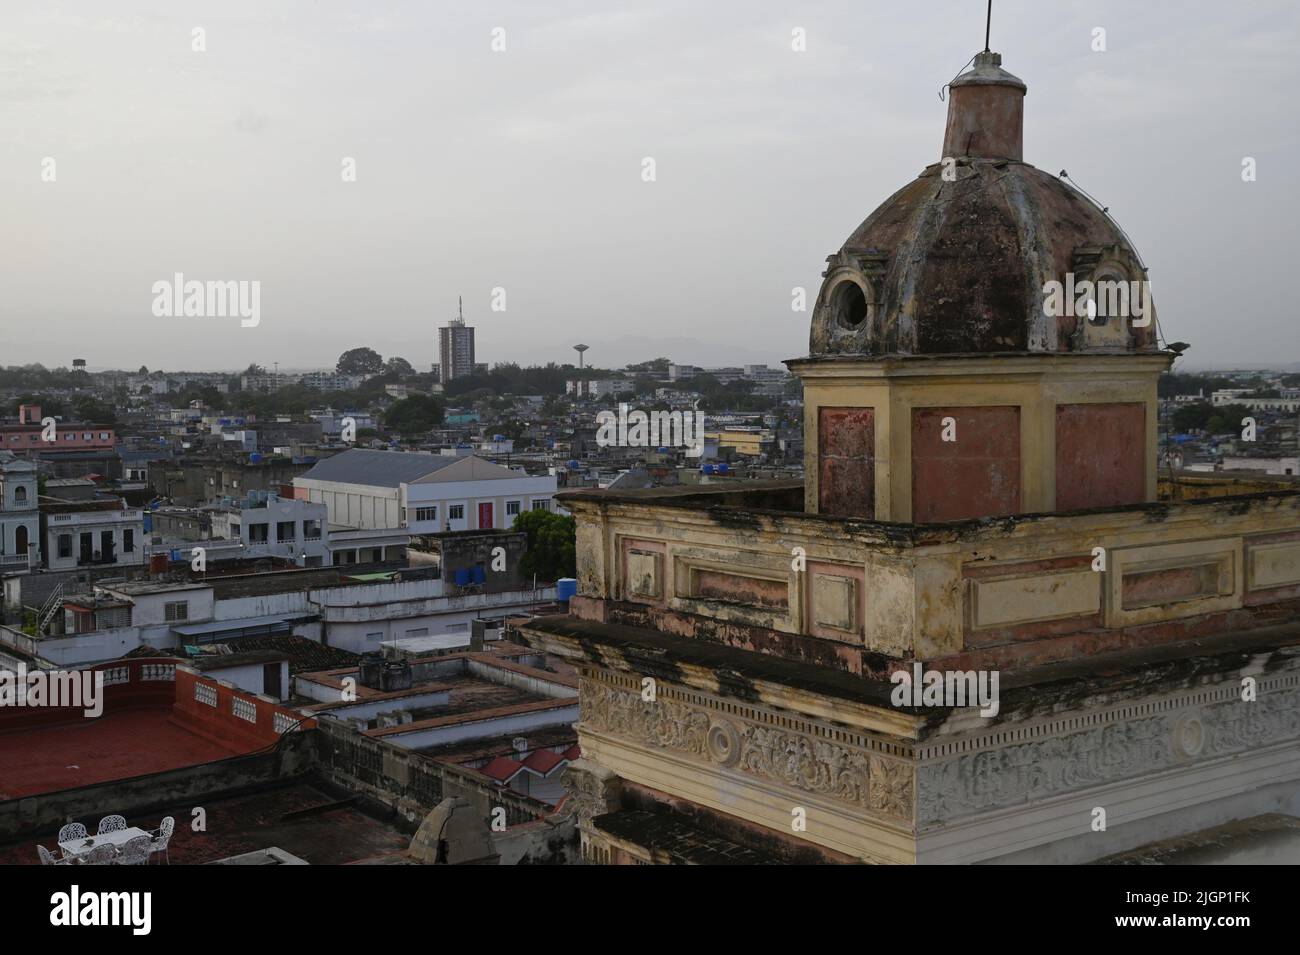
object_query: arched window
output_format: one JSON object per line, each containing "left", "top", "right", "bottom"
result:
{"left": 13, "top": 486, "right": 26, "bottom": 504}
{"left": 832, "top": 280, "right": 869, "bottom": 329}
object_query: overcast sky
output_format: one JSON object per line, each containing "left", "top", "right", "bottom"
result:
{"left": 2, "top": 0, "right": 1296, "bottom": 373}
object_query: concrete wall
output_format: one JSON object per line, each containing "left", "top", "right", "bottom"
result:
{"left": 198, "top": 660, "right": 289, "bottom": 701}
{"left": 0, "top": 732, "right": 315, "bottom": 842}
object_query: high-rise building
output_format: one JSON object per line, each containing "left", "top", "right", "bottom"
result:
{"left": 438, "top": 297, "right": 476, "bottom": 385}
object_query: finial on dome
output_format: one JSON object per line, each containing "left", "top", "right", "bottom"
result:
{"left": 941, "top": 50, "right": 1027, "bottom": 161}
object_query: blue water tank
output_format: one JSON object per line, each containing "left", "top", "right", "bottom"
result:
{"left": 701, "top": 464, "right": 715, "bottom": 474}
{"left": 470, "top": 566, "right": 487, "bottom": 585}
{"left": 493, "top": 434, "right": 505, "bottom": 441}
{"left": 249, "top": 452, "right": 263, "bottom": 463}
{"left": 717, "top": 462, "right": 730, "bottom": 475}
{"left": 567, "top": 459, "right": 581, "bottom": 469}
{"left": 454, "top": 568, "right": 471, "bottom": 586}
{"left": 657, "top": 446, "right": 669, "bottom": 453}
{"left": 556, "top": 578, "right": 578, "bottom": 602}
{"left": 169, "top": 549, "right": 181, "bottom": 562}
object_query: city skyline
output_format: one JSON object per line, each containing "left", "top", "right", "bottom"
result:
{"left": 4, "top": 1, "right": 1297, "bottom": 370}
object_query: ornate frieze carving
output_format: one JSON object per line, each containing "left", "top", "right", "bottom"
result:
{"left": 918, "top": 687, "right": 1300, "bottom": 823}
{"left": 580, "top": 679, "right": 913, "bottom": 821}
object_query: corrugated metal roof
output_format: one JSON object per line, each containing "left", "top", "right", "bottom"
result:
{"left": 296, "top": 448, "right": 459, "bottom": 488}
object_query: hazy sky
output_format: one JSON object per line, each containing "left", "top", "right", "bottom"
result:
{"left": 3, "top": 0, "right": 1297, "bottom": 373}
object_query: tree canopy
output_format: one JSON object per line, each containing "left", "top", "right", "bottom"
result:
{"left": 383, "top": 394, "right": 445, "bottom": 435}
{"left": 514, "top": 509, "right": 577, "bottom": 582}
{"left": 337, "top": 347, "right": 384, "bottom": 377}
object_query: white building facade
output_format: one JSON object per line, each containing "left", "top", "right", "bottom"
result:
{"left": 294, "top": 449, "right": 557, "bottom": 534}
{"left": 0, "top": 455, "right": 38, "bottom": 574}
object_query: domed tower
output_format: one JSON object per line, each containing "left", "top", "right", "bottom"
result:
{"left": 790, "top": 51, "right": 1174, "bottom": 523}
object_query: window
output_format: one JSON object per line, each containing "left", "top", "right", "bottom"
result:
{"left": 164, "top": 601, "right": 188, "bottom": 621}
{"left": 276, "top": 521, "right": 296, "bottom": 542}
{"left": 448, "top": 504, "right": 465, "bottom": 521}
{"left": 506, "top": 500, "right": 521, "bottom": 517}
{"left": 247, "top": 522, "right": 268, "bottom": 543}
{"left": 13, "top": 486, "right": 26, "bottom": 503}
{"left": 415, "top": 507, "right": 438, "bottom": 522}
{"left": 531, "top": 499, "right": 550, "bottom": 511}
{"left": 123, "top": 529, "right": 134, "bottom": 553}
{"left": 832, "top": 280, "right": 869, "bottom": 329}
{"left": 57, "top": 534, "right": 72, "bottom": 559}
{"left": 99, "top": 432, "right": 109, "bottom": 440}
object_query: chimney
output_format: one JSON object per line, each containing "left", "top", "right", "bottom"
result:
{"left": 942, "top": 51, "right": 1026, "bottom": 161}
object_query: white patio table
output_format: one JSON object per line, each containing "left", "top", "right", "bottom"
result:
{"left": 58, "top": 827, "right": 152, "bottom": 863}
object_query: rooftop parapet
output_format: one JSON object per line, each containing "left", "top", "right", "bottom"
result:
{"left": 556, "top": 476, "right": 1300, "bottom": 674}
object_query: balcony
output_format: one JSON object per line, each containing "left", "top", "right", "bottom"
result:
{"left": 0, "top": 554, "right": 30, "bottom": 572}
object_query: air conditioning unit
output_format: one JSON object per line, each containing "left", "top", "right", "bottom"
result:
{"left": 512, "top": 737, "right": 528, "bottom": 754}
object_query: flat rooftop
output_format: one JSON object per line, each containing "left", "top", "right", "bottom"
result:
{"left": 417, "top": 725, "right": 577, "bottom": 764}
{"left": 305, "top": 672, "right": 552, "bottom": 724}
{"left": 0, "top": 709, "right": 244, "bottom": 800}
{"left": 0, "top": 780, "right": 411, "bottom": 866}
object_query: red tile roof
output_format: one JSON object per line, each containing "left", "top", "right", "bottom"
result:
{"left": 522, "top": 748, "right": 565, "bottom": 775}
{"left": 478, "top": 756, "right": 524, "bottom": 783}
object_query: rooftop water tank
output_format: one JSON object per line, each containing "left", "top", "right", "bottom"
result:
{"left": 556, "top": 578, "right": 578, "bottom": 602}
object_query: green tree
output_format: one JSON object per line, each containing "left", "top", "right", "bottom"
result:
{"left": 383, "top": 394, "right": 445, "bottom": 435}
{"left": 1171, "top": 403, "right": 1213, "bottom": 432}
{"left": 384, "top": 356, "right": 415, "bottom": 378}
{"left": 337, "top": 347, "right": 384, "bottom": 377}
{"left": 626, "top": 357, "right": 671, "bottom": 375}
{"left": 1206, "top": 403, "right": 1253, "bottom": 435}
{"left": 70, "top": 395, "right": 117, "bottom": 424}
{"left": 514, "top": 509, "right": 576, "bottom": 582}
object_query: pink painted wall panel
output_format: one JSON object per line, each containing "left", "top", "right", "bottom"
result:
{"left": 1055, "top": 402, "right": 1145, "bottom": 511}
{"left": 911, "top": 406, "right": 1021, "bottom": 522}
{"left": 818, "top": 407, "right": 874, "bottom": 518}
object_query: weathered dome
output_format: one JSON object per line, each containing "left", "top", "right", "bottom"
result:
{"left": 810, "top": 53, "right": 1157, "bottom": 357}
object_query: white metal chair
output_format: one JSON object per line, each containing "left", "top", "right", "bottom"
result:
{"left": 58, "top": 822, "right": 87, "bottom": 843}
{"left": 82, "top": 843, "right": 117, "bottom": 865}
{"left": 38, "top": 844, "right": 71, "bottom": 865}
{"left": 117, "top": 835, "right": 152, "bottom": 866}
{"left": 97, "top": 814, "right": 127, "bottom": 835}
{"left": 150, "top": 816, "right": 175, "bottom": 865}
